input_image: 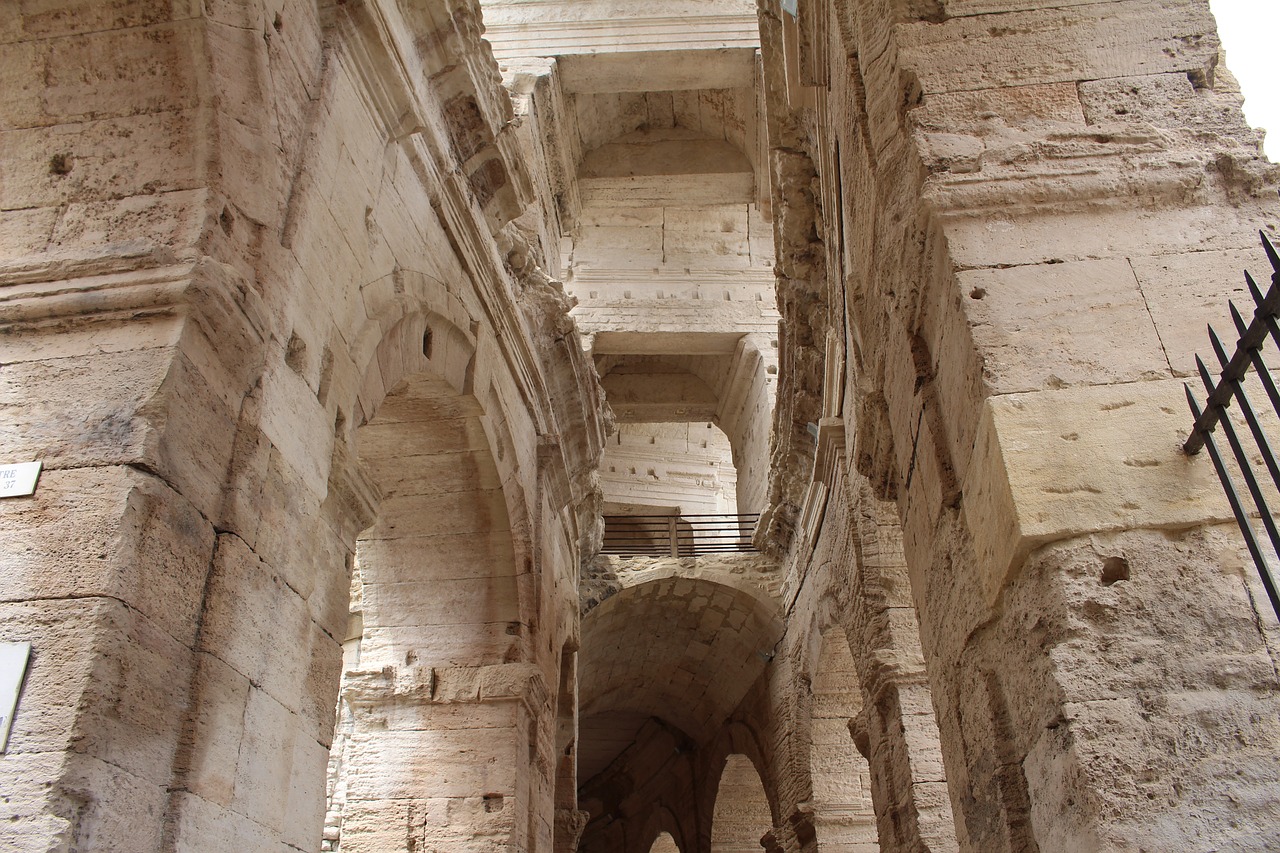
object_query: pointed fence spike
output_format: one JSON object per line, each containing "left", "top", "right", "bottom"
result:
{"left": 1230, "top": 301, "right": 1249, "bottom": 336}
{"left": 1196, "top": 354, "right": 1217, "bottom": 393}
{"left": 1209, "top": 326, "right": 1231, "bottom": 367}
{"left": 1247, "top": 269, "right": 1266, "bottom": 306}
{"left": 1262, "top": 231, "right": 1280, "bottom": 272}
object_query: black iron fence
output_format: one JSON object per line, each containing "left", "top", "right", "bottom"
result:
{"left": 1184, "top": 231, "right": 1280, "bottom": 621}
{"left": 601, "top": 513, "right": 760, "bottom": 557}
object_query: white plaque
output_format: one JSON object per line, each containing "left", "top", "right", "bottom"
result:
{"left": 0, "top": 642, "right": 31, "bottom": 753}
{"left": 0, "top": 462, "right": 41, "bottom": 498}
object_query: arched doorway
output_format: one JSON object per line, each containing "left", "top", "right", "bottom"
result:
{"left": 810, "top": 627, "right": 878, "bottom": 851}
{"left": 651, "top": 831, "right": 683, "bottom": 852}
{"left": 322, "top": 313, "right": 533, "bottom": 851}
{"left": 711, "top": 754, "right": 772, "bottom": 852}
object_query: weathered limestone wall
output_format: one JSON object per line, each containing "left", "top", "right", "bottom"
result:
{"left": 0, "top": 2, "right": 604, "bottom": 851}
{"left": 760, "top": 0, "right": 1280, "bottom": 849}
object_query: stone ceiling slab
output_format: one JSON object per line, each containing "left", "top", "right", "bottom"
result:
{"left": 557, "top": 48, "right": 758, "bottom": 94}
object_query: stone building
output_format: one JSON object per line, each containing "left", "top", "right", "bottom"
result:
{"left": 2, "top": 0, "right": 1279, "bottom": 851}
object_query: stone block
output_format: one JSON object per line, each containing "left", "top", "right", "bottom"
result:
{"left": 0, "top": 596, "right": 191, "bottom": 783}
{"left": 203, "top": 529, "right": 308, "bottom": 670}
{"left": 361, "top": 623, "right": 520, "bottom": 670}
{"left": 42, "top": 21, "right": 201, "bottom": 123}
{"left": 0, "top": 466, "right": 213, "bottom": 645}
{"left": 0, "top": 342, "right": 171, "bottom": 468}
{"left": 0, "top": 110, "right": 199, "bottom": 211}
{"left": 913, "top": 82, "right": 1085, "bottom": 135}
{"left": 231, "top": 686, "right": 303, "bottom": 830}
{"left": 181, "top": 652, "right": 251, "bottom": 807}
{"left": 898, "top": 0, "right": 1218, "bottom": 94}
{"left": 260, "top": 355, "right": 334, "bottom": 504}
{"left": 165, "top": 790, "right": 278, "bottom": 853}
{"left": 963, "top": 380, "right": 1232, "bottom": 603}
{"left": 940, "top": 201, "right": 1276, "bottom": 271}
{"left": 1129, "top": 246, "right": 1277, "bottom": 377}
{"left": 356, "top": 529, "right": 517, "bottom": 584}
{"left": 958, "top": 258, "right": 1170, "bottom": 393}
{"left": 346, "top": 726, "right": 519, "bottom": 801}
{"left": 48, "top": 187, "right": 206, "bottom": 252}
{"left": 363, "top": 487, "right": 511, "bottom": 540}
{"left": 362, "top": 574, "right": 520, "bottom": 629}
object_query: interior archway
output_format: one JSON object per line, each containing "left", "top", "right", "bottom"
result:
{"left": 321, "top": 313, "right": 532, "bottom": 851}
{"left": 811, "top": 627, "right": 878, "bottom": 851}
{"left": 711, "top": 754, "right": 772, "bottom": 852}
{"left": 651, "top": 831, "right": 682, "bottom": 853}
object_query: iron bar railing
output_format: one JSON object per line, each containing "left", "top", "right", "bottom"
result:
{"left": 601, "top": 513, "right": 760, "bottom": 557}
{"left": 1184, "top": 231, "right": 1280, "bottom": 621}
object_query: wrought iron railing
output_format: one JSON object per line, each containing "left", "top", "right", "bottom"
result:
{"left": 601, "top": 513, "right": 760, "bottom": 557}
{"left": 1184, "top": 231, "right": 1280, "bottom": 621}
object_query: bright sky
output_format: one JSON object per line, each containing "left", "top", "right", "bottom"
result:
{"left": 1210, "top": 0, "right": 1280, "bottom": 160}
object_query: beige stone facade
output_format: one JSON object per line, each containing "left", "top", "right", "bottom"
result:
{"left": 1, "top": 1, "right": 1279, "bottom": 851}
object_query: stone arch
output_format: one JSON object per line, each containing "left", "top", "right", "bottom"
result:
{"left": 320, "top": 300, "right": 543, "bottom": 851}
{"left": 640, "top": 807, "right": 689, "bottom": 853}
{"left": 710, "top": 753, "right": 773, "bottom": 852}
{"left": 809, "top": 626, "right": 878, "bottom": 851}
{"left": 651, "top": 831, "right": 683, "bottom": 853}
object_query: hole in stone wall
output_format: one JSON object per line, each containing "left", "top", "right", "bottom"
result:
{"left": 49, "top": 153, "right": 72, "bottom": 175}
{"left": 219, "top": 206, "right": 235, "bottom": 235}
{"left": 273, "top": 12, "right": 283, "bottom": 31}
{"left": 483, "top": 794, "right": 504, "bottom": 812}
{"left": 1100, "top": 556, "right": 1130, "bottom": 586}
{"left": 285, "top": 332, "right": 307, "bottom": 374}
{"left": 422, "top": 328, "right": 433, "bottom": 359}
{"left": 969, "top": 287, "right": 987, "bottom": 300}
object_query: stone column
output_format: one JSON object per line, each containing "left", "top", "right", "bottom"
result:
{"left": 340, "top": 665, "right": 547, "bottom": 853}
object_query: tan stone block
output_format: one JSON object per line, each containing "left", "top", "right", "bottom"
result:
{"left": 0, "top": 110, "right": 200, "bottom": 210}
{"left": 0, "top": 599, "right": 95, "bottom": 758}
{"left": 260, "top": 356, "right": 334, "bottom": 503}
{"left": 361, "top": 623, "right": 519, "bottom": 669}
{"left": 149, "top": 350, "right": 242, "bottom": 517}
{"left": 0, "top": 345, "right": 170, "bottom": 468}
{"left": 963, "top": 380, "right": 1231, "bottom": 603}
{"left": 1129, "top": 246, "right": 1277, "bottom": 377}
{"left": 959, "top": 258, "right": 1170, "bottom": 393}
{"left": 0, "top": 206, "right": 57, "bottom": 261}
{"left": 1079, "top": 71, "right": 1250, "bottom": 135}
{"left": 941, "top": 203, "right": 1274, "bottom": 270}
{"left": 356, "top": 529, "right": 517, "bottom": 584}
{"left": 0, "top": 750, "right": 71, "bottom": 845}
{"left": 914, "top": 83, "right": 1086, "bottom": 135}
{"left": 362, "top": 574, "right": 520, "bottom": 628}
{"left": 165, "top": 790, "right": 277, "bottom": 853}
{"left": 42, "top": 21, "right": 201, "bottom": 122}
{"left": 58, "top": 748, "right": 170, "bottom": 850}
{"left": 282, "top": 727, "right": 329, "bottom": 850}
{"left": 898, "top": 0, "right": 1218, "bottom": 94}
{"left": 0, "top": 39, "right": 45, "bottom": 127}
{"left": 345, "top": 726, "right": 519, "bottom": 800}
{"left": 182, "top": 652, "right": 251, "bottom": 807}
{"left": 48, "top": 187, "right": 206, "bottom": 252}
{"left": 231, "top": 686, "right": 301, "bottom": 828}
{"left": 0, "top": 466, "right": 213, "bottom": 645}
{"left": 363, "top": 487, "right": 511, "bottom": 540}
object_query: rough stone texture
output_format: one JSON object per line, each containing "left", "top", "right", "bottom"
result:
{"left": 4, "top": 0, "right": 1280, "bottom": 852}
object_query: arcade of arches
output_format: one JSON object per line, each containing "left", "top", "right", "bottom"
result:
{"left": 2, "top": 0, "right": 1280, "bottom": 851}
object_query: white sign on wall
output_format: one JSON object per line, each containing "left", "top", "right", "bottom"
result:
{"left": 0, "top": 462, "right": 41, "bottom": 498}
{"left": 0, "top": 642, "right": 31, "bottom": 753}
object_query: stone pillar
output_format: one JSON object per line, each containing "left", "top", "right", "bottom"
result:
{"left": 339, "top": 665, "right": 547, "bottom": 853}
{"left": 757, "top": 0, "right": 1280, "bottom": 847}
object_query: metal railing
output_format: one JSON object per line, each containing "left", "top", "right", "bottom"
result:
{"left": 1184, "top": 231, "right": 1280, "bottom": 621}
{"left": 601, "top": 513, "right": 760, "bottom": 557}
